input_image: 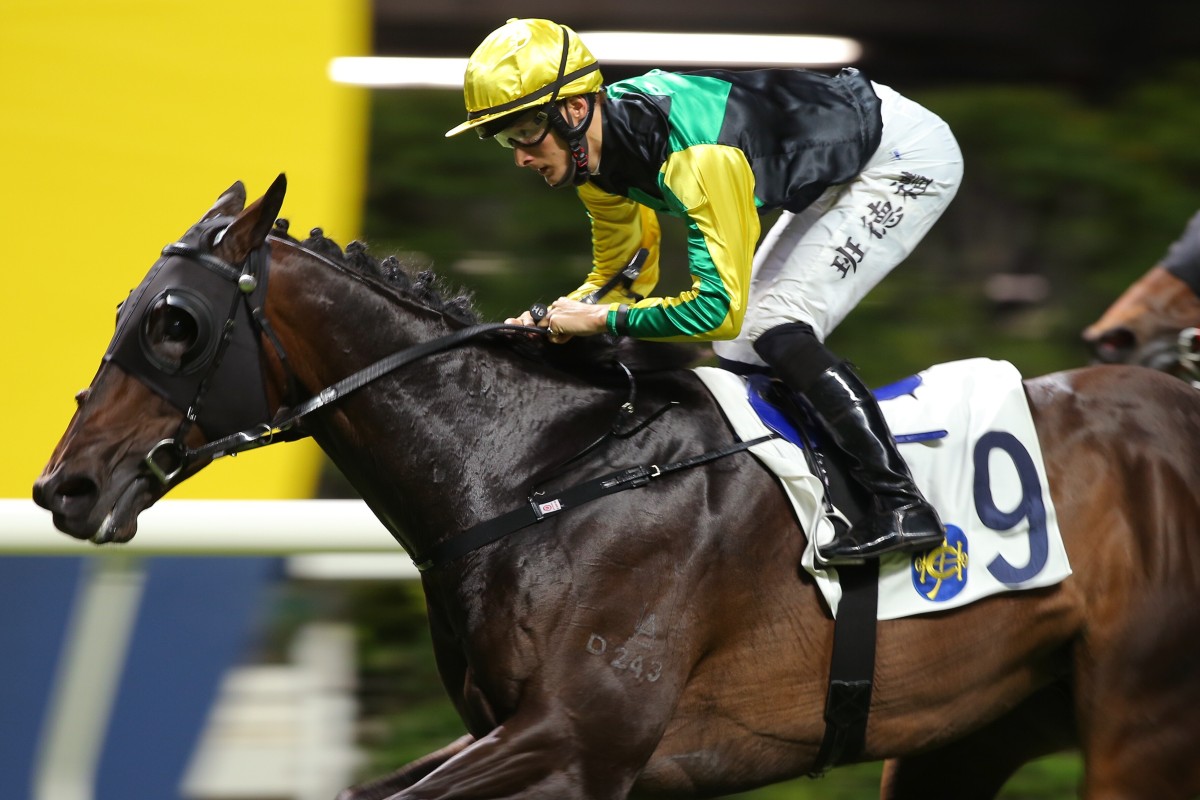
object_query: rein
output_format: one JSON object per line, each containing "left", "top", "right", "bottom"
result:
{"left": 183, "top": 321, "right": 539, "bottom": 464}
{"left": 143, "top": 235, "right": 778, "bottom": 573}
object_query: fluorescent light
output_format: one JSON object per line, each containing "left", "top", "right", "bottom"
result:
{"left": 329, "top": 56, "right": 467, "bottom": 88}
{"left": 329, "top": 31, "right": 861, "bottom": 88}
{"left": 583, "top": 32, "right": 860, "bottom": 67}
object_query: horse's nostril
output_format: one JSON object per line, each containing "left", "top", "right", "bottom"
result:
{"left": 1090, "top": 328, "right": 1137, "bottom": 363}
{"left": 53, "top": 475, "right": 99, "bottom": 517}
{"left": 1103, "top": 329, "right": 1136, "bottom": 349}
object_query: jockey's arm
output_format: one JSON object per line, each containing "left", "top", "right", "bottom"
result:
{"left": 572, "top": 184, "right": 662, "bottom": 305}
{"left": 574, "top": 145, "right": 760, "bottom": 341}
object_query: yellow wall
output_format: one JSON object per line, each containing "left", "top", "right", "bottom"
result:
{"left": 1, "top": 0, "right": 370, "bottom": 499}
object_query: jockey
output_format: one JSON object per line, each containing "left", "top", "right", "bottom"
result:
{"left": 447, "top": 18, "right": 964, "bottom": 562}
{"left": 1162, "top": 209, "right": 1200, "bottom": 295}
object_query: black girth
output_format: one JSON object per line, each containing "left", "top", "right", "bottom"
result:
{"left": 411, "top": 432, "right": 776, "bottom": 572}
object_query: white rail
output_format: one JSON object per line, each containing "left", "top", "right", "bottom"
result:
{"left": 4, "top": 499, "right": 393, "bottom": 799}
{"left": 1, "top": 498, "right": 420, "bottom": 578}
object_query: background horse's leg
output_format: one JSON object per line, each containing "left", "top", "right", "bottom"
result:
{"left": 1079, "top": 588, "right": 1200, "bottom": 799}
{"left": 879, "top": 682, "right": 1076, "bottom": 800}
{"left": 336, "top": 735, "right": 476, "bottom": 800}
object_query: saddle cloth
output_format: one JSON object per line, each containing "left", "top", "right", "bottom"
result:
{"left": 693, "top": 358, "right": 1072, "bottom": 621}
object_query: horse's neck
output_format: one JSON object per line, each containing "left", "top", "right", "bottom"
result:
{"left": 266, "top": 247, "right": 610, "bottom": 552}
{"left": 330, "top": 354, "right": 616, "bottom": 556}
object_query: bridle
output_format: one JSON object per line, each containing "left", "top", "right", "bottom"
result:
{"left": 1176, "top": 326, "right": 1200, "bottom": 389}
{"left": 119, "top": 225, "right": 538, "bottom": 489}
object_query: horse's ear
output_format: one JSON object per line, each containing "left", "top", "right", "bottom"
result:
{"left": 215, "top": 174, "right": 287, "bottom": 264}
{"left": 202, "top": 181, "right": 247, "bottom": 222}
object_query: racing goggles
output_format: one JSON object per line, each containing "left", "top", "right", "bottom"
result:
{"left": 492, "top": 107, "right": 554, "bottom": 149}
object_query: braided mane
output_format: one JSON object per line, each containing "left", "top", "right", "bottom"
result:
{"left": 271, "top": 218, "right": 480, "bottom": 326}
{"left": 270, "top": 218, "right": 705, "bottom": 377}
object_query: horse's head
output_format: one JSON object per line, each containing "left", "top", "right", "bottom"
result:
{"left": 33, "top": 176, "right": 288, "bottom": 543}
{"left": 1081, "top": 265, "right": 1200, "bottom": 376}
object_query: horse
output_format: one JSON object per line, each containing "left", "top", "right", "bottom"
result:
{"left": 34, "top": 176, "right": 1200, "bottom": 799}
{"left": 1081, "top": 261, "right": 1200, "bottom": 382}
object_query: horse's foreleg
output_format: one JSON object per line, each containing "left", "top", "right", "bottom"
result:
{"left": 386, "top": 710, "right": 644, "bottom": 800}
{"left": 880, "top": 681, "right": 1076, "bottom": 800}
{"left": 336, "top": 735, "right": 476, "bottom": 800}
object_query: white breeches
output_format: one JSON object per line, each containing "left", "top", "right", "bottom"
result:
{"left": 713, "top": 82, "right": 964, "bottom": 367}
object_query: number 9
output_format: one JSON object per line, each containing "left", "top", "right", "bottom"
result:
{"left": 973, "top": 431, "right": 1048, "bottom": 585}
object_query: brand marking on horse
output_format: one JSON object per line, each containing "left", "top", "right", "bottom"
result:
{"left": 609, "top": 646, "right": 663, "bottom": 683}
{"left": 586, "top": 614, "right": 665, "bottom": 684}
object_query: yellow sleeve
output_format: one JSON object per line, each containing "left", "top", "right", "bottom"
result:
{"left": 571, "top": 182, "right": 661, "bottom": 304}
{"left": 615, "top": 144, "right": 760, "bottom": 342}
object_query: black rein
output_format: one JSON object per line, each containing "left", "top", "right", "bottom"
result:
{"left": 149, "top": 236, "right": 777, "bottom": 571}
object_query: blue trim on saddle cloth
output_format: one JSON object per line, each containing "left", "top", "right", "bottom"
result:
{"left": 872, "top": 373, "right": 923, "bottom": 401}
{"left": 744, "top": 374, "right": 948, "bottom": 450}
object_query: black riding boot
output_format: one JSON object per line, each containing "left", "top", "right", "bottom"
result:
{"left": 755, "top": 324, "right": 945, "bottom": 562}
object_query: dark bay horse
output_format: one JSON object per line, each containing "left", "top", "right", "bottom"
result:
{"left": 34, "top": 177, "right": 1200, "bottom": 799}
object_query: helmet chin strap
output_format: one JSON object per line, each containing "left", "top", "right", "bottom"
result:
{"left": 546, "top": 94, "right": 597, "bottom": 188}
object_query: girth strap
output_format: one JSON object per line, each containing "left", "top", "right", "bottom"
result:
{"left": 810, "top": 559, "right": 880, "bottom": 775}
{"left": 413, "top": 433, "right": 778, "bottom": 572}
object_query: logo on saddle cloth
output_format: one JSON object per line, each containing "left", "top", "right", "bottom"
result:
{"left": 911, "top": 524, "right": 968, "bottom": 601}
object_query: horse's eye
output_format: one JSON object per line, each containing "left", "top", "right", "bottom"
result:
{"left": 139, "top": 290, "right": 214, "bottom": 375}
{"left": 161, "top": 305, "right": 199, "bottom": 344}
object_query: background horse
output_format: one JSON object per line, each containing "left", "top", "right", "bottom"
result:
{"left": 1082, "top": 212, "right": 1200, "bottom": 380}
{"left": 34, "top": 177, "right": 1200, "bottom": 799}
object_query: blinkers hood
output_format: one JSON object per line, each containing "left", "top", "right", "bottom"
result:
{"left": 105, "top": 216, "right": 273, "bottom": 440}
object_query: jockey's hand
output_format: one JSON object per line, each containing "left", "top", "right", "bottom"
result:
{"left": 505, "top": 303, "right": 554, "bottom": 333}
{"left": 506, "top": 298, "right": 607, "bottom": 344}
{"left": 504, "top": 309, "right": 540, "bottom": 327}
{"left": 541, "top": 297, "right": 609, "bottom": 343}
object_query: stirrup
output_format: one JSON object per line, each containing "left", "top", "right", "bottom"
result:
{"left": 817, "top": 508, "right": 944, "bottom": 565}
{"left": 812, "top": 508, "right": 867, "bottom": 568}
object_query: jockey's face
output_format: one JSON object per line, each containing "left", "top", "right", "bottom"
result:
{"left": 507, "top": 97, "right": 596, "bottom": 189}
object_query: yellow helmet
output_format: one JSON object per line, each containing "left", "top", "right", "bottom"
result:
{"left": 445, "top": 18, "right": 603, "bottom": 138}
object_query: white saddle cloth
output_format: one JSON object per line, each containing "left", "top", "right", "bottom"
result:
{"left": 693, "top": 358, "right": 1071, "bottom": 620}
